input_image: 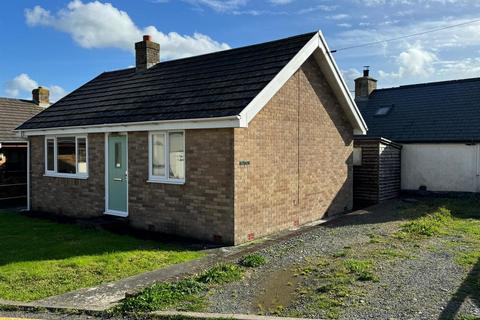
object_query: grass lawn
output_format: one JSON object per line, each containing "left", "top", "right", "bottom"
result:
{"left": 0, "top": 210, "right": 205, "bottom": 302}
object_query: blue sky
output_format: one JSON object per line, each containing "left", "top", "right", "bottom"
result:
{"left": 1, "top": 0, "right": 480, "bottom": 101}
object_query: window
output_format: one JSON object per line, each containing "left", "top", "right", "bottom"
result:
{"left": 353, "top": 147, "right": 362, "bottom": 166}
{"left": 149, "top": 131, "right": 185, "bottom": 184}
{"left": 45, "top": 136, "right": 88, "bottom": 178}
{"left": 374, "top": 106, "right": 392, "bottom": 116}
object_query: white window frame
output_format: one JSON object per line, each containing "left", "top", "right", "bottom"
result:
{"left": 148, "top": 130, "right": 185, "bottom": 185}
{"left": 44, "top": 135, "right": 89, "bottom": 179}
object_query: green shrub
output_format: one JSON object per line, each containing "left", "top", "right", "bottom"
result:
{"left": 240, "top": 254, "right": 267, "bottom": 268}
{"left": 196, "top": 263, "right": 244, "bottom": 284}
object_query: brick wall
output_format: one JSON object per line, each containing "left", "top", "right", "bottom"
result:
{"left": 29, "top": 130, "right": 235, "bottom": 243}
{"left": 127, "top": 130, "right": 235, "bottom": 244}
{"left": 29, "top": 134, "right": 105, "bottom": 217}
{"left": 233, "top": 57, "right": 353, "bottom": 244}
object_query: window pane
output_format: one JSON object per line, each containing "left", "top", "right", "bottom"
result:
{"left": 152, "top": 134, "right": 165, "bottom": 177}
{"left": 47, "top": 139, "right": 54, "bottom": 171}
{"left": 169, "top": 132, "right": 184, "bottom": 180}
{"left": 57, "top": 137, "right": 76, "bottom": 174}
{"left": 77, "top": 138, "right": 87, "bottom": 174}
{"left": 115, "top": 142, "right": 122, "bottom": 168}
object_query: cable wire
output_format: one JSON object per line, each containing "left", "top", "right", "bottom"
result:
{"left": 330, "top": 18, "right": 480, "bottom": 53}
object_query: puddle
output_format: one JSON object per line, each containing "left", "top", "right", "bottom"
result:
{"left": 254, "top": 267, "right": 301, "bottom": 314}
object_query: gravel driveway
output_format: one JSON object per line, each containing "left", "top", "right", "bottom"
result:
{"left": 206, "top": 199, "right": 480, "bottom": 319}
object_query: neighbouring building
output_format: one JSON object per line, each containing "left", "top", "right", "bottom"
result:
{"left": 0, "top": 88, "right": 47, "bottom": 206}
{"left": 16, "top": 32, "right": 367, "bottom": 244}
{"left": 354, "top": 68, "right": 480, "bottom": 197}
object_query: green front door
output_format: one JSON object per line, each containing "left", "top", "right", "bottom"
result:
{"left": 107, "top": 134, "right": 128, "bottom": 214}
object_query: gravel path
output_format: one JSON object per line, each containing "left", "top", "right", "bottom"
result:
{"left": 206, "top": 199, "right": 480, "bottom": 319}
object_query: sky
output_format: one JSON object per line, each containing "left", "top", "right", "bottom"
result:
{"left": 1, "top": 0, "right": 480, "bottom": 102}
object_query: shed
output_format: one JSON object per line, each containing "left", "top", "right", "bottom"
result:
{"left": 0, "top": 92, "right": 46, "bottom": 207}
{"left": 353, "top": 136, "right": 402, "bottom": 207}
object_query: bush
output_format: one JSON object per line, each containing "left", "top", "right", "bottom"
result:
{"left": 196, "top": 263, "right": 244, "bottom": 284}
{"left": 240, "top": 254, "right": 267, "bottom": 268}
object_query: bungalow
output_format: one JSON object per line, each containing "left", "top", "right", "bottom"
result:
{"left": 354, "top": 68, "right": 480, "bottom": 197}
{"left": 16, "top": 32, "right": 367, "bottom": 244}
{"left": 0, "top": 89, "right": 46, "bottom": 206}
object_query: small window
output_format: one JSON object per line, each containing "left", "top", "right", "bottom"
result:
{"left": 375, "top": 106, "right": 392, "bottom": 116}
{"left": 114, "top": 142, "right": 122, "bottom": 168}
{"left": 353, "top": 147, "right": 362, "bottom": 166}
{"left": 45, "top": 135, "right": 88, "bottom": 178}
{"left": 149, "top": 131, "right": 185, "bottom": 184}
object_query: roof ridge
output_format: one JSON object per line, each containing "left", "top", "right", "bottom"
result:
{"left": 0, "top": 97, "right": 35, "bottom": 103}
{"left": 373, "top": 76, "right": 480, "bottom": 93}
{"left": 102, "top": 31, "right": 318, "bottom": 75}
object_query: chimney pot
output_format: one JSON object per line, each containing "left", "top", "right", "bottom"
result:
{"left": 135, "top": 35, "right": 160, "bottom": 72}
{"left": 32, "top": 86, "right": 50, "bottom": 108}
{"left": 363, "top": 66, "right": 370, "bottom": 77}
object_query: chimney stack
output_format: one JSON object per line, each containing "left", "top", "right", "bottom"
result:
{"left": 32, "top": 86, "right": 50, "bottom": 108}
{"left": 135, "top": 35, "right": 160, "bottom": 72}
{"left": 354, "top": 66, "right": 377, "bottom": 101}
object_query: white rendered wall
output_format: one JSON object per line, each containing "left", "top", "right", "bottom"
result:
{"left": 401, "top": 144, "right": 480, "bottom": 192}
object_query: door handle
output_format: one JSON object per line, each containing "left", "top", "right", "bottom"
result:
{"left": 113, "top": 178, "right": 122, "bottom": 181}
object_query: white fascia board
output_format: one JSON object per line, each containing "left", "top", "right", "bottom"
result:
{"left": 239, "top": 31, "right": 367, "bottom": 135}
{"left": 18, "top": 116, "right": 242, "bottom": 137}
{"left": 317, "top": 31, "right": 367, "bottom": 135}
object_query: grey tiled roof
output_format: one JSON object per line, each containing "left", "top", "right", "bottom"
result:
{"left": 0, "top": 98, "right": 43, "bottom": 142}
{"left": 357, "top": 77, "right": 480, "bottom": 142}
{"left": 18, "top": 32, "right": 317, "bottom": 131}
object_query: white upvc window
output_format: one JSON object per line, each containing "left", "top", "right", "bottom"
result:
{"left": 44, "top": 135, "right": 88, "bottom": 179}
{"left": 148, "top": 131, "right": 185, "bottom": 184}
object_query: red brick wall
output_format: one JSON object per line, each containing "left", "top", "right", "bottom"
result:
{"left": 29, "top": 134, "right": 105, "bottom": 217}
{"left": 127, "top": 130, "right": 235, "bottom": 244}
{"left": 233, "top": 57, "right": 353, "bottom": 244}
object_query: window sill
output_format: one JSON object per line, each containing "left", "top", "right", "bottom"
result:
{"left": 44, "top": 173, "right": 89, "bottom": 180}
{"left": 147, "top": 178, "right": 185, "bottom": 185}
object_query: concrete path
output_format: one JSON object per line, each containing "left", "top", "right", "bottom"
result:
{"left": 153, "top": 311, "right": 319, "bottom": 320}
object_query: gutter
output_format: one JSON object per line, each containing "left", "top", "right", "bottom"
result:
{"left": 16, "top": 115, "right": 244, "bottom": 137}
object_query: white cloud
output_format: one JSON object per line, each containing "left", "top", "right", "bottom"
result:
{"left": 25, "top": 0, "right": 230, "bottom": 60}
{"left": 269, "top": 0, "right": 293, "bottom": 4}
{"left": 378, "top": 42, "right": 437, "bottom": 80}
{"left": 296, "top": 4, "right": 338, "bottom": 14}
{"left": 359, "top": 0, "right": 473, "bottom": 6}
{"left": 4, "top": 74, "right": 67, "bottom": 102}
{"left": 328, "top": 14, "right": 350, "bottom": 20}
{"left": 5, "top": 74, "right": 38, "bottom": 98}
{"left": 342, "top": 68, "right": 362, "bottom": 91}
{"left": 49, "top": 85, "right": 68, "bottom": 102}
{"left": 184, "top": 0, "right": 248, "bottom": 12}
{"left": 338, "top": 23, "right": 352, "bottom": 28}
